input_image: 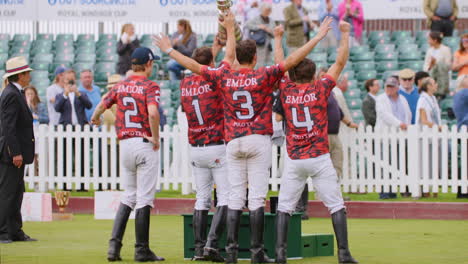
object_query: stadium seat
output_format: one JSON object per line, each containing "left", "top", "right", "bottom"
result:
{"left": 0, "top": 70, "right": 4, "bottom": 77}
{"left": 95, "top": 62, "right": 116, "bottom": 74}
{"left": 75, "top": 53, "right": 96, "bottom": 63}
{"left": 369, "top": 38, "right": 391, "bottom": 48}
{"left": 94, "top": 71, "right": 109, "bottom": 83}
{"left": 402, "top": 61, "right": 424, "bottom": 72}
{"left": 54, "top": 53, "right": 75, "bottom": 64}
{"left": 73, "top": 62, "right": 94, "bottom": 73}
{"left": 96, "top": 40, "right": 116, "bottom": 50}
{"left": 204, "top": 34, "right": 215, "bottom": 44}
{"left": 418, "top": 42, "right": 429, "bottom": 51}
{"left": 369, "top": 31, "right": 390, "bottom": 41}
{"left": 347, "top": 79, "right": 358, "bottom": 90}
{"left": 56, "top": 34, "right": 74, "bottom": 42}
{"left": 97, "top": 53, "right": 118, "bottom": 62}
{"left": 31, "top": 70, "right": 49, "bottom": 81}
{"left": 350, "top": 110, "right": 364, "bottom": 122}
{"left": 31, "top": 78, "right": 50, "bottom": 88}
{"left": 343, "top": 61, "right": 353, "bottom": 71}
{"left": 0, "top": 45, "right": 8, "bottom": 54}
{"left": 0, "top": 53, "right": 8, "bottom": 62}
{"left": 307, "top": 52, "right": 327, "bottom": 63}
{"left": 399, "top": 51, "right": 422, "bottom": 61}
{"left": 351, "top": 51, "right": 374, "bottom": 61}
{"left": 345, "top": 89, "right": 361, "bottom": 99}
{"left": 36, "top": 33, "right": 54, "bottom": 41}
{"left": 76, "top": 46, "right": 96, "bottom": 55}
{"left": 327, "top": 52, "right": 337, "bottom": 63}
{"left": 30, "top": 62, "right": 50, "bottom": 71}
{"left": 77, "top": 34, "right": 95, "bottom": 43}
{"left": 98, "top": 33, "right": 117, "bottom": 42}
{"left": 11, "top": 40, "right": 31, "bottom": 49}
{"left": 397, "top": 44, "right": 419, "bottom": 53}
{"left": 76, "top": 40, "right": 96, "bottom": 50}
{"left": 140, "top": 34, "right": 153, "bottom": 45}
{"left": 12, "top": 34, "right": 31, "bottom": 43}
{"left": 10, "top": 53, "right": 29, "bottom": 62}
{"left": 54, "top": 40, "right": 74, "bottom": 49}
{"left": 443, "top": 37, "right": 459, "bottom": 48}
{"left": 49, "top": 62, "right": 71, "bottom": 73}
{"left": 415, "top": 31, "right": 429, "bottom": 42}
{"left": 353, "top": 61, "right": 375, "bottom": 72}
{"left": 374, "top": 44, "right": 395, "bottom": 54}
{"left": 347, "top": 98, "right": 362, "bottom": 110}
{"left": 30, "top": 47, "right": 52, "bottom": 57}
{"left": 33, "top": 53, "right": 54, "bottom": 63}
{"left": 9, "top": 47, "right": 29, "bottom": 55}
{"left": 33, "top": 39, "right": 53, "bottom": 49}
{"left": 376, "top": 61, "right": 399, "bottom": 73}
{"left": 375, "top": 51, "right": 398, "bottom": 61}
{"left": 356, "top": 70, "right": 377, "bottom": 82}
{"left": 310, "top": 46, "right": 326, "bottom": 54}
{"left": 382, "top": 70, "right": 399, "bottom": 81}
{"left": 395, "top": 38, "right": 415, "bottom": 47}
{"left": 350, "top": 45, "right": 370, "bottom": 57}
{"left": 0, "top": 34, "right": 9, "bottom": 41}
{"left": 342, "top": 69, "right": 355, "bottom": 80}
{"left": 391, "top": 31, "right": 412, "bottom": 41}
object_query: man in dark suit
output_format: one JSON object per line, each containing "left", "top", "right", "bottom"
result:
{"left": 0, "top": 56, "right": 37, "bottom": 243}
{"left": 362, "top": 78, "right": 380, "bottom": 127}
{"left": 54, "top": 71, "right": 92, "bottom": 126}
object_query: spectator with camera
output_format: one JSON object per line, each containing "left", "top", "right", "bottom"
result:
{"left": 54, "top": 71, "right": 92, "bottom": 126}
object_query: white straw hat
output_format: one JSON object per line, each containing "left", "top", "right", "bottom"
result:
{"left": 2, "top": 56, "right": 33, "bottom": 79}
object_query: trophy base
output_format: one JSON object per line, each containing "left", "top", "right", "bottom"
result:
{"left": 53, "top": 213, "right": 74, "bottom": 221}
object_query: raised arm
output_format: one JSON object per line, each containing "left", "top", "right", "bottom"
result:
{"left": 327, "top": 21, "right": 350, "bottom": 81}
{"left": 282, "top": 17, "right": 333, "bottom": 72}
{"left": 273, "top": 25, "right": 285, "bottom": 64}
{"left": 153, "top": 33, "right": 203, "bottom": 75}
{"left": 221, "top": 11, "right": 236, "bottom": 65}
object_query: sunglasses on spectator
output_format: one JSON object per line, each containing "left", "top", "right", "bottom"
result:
{"left": 401, "top": 78, "right": 413, "bottom": 81}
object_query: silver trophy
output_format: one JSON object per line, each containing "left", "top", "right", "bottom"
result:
{"left": 217, "top": 0, "right": 242, "bottom": 45}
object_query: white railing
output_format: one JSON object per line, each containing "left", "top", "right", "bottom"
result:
{"left": 25, "top": 124, "right": 467, "bottom": 196}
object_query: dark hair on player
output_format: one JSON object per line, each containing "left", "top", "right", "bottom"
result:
{"left": 192, "top": 47, "right": 213, "bottom": 66}
{"left": 288, "top": 58, "right": 316, "bottom": 84}
{"left": 236, "top": 39, "right": 257, "bottom": 65}
{"left": 364, "top": 78, "right": 377, "bottom": 92}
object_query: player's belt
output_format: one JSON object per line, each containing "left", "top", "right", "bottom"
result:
{"left": 191, "top": 141, "right": 225, "bottom": 147}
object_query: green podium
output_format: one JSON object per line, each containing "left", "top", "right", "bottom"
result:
{"left": 182, "top": 213, "right": 334, "bottom": 259}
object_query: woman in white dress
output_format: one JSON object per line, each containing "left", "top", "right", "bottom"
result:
{"left": 415, "top": 77, "right": 442, "bottom": 197}
{"left": 423, "top": 32, "right": 452, "bottom": 99}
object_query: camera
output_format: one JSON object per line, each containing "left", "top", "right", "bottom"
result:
{"left": 68, "top": 80, "right": 75, "bottom": 85}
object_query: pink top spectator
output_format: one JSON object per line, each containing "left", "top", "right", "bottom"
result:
{"left": 338, "top": 0, "right": 364, "bottom": 42}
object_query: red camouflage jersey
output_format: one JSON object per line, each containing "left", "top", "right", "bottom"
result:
{"left": 180, "top": 74, "right": 224, "bottom": 145}
{"left": 103, "top": 75, "right": 160, "bottom": 140}
{"left": 201, "top": 61, "right": 285, "bottom": 142}
{"left": 279, "top": 74, "right": 336, "bottom": 160}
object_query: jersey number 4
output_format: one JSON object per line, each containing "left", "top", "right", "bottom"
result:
{"left": 123, "top": 97, "right": 142, "bottom": 129}
{"left": 292, "top": 106, "right": 314, "bottom": 132}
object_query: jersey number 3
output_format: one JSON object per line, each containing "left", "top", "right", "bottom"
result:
{"left": 123, "top": 97, "right": 142, "bottom": 129}
{"left": 292, "top": 106, "right": 314, "bottom": 132}
{"left": 233, "top": 91, "right": 254, "bottom": 120}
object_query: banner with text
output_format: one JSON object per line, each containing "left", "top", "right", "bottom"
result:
{"left": 0, "top": 0, "right": 467, "bottom": 21}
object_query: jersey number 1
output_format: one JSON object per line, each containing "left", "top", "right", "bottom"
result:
{"left": 192, "top": 99, "right": 204, "bottom": 125}
{"left": 123, "top": 97, "right": 142, "bottom": 129}
{"left": 292, "top": 106, "right": 314, "bottom": 132}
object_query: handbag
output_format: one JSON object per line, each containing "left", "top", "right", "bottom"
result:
{"left": 249, "top": 29, "right": 267, "bottom": 46}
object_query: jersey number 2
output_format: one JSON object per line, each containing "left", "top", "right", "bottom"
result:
{"left": 123, "top": 97, "right": 142, "bottom": 128}
{"left": 292, "top": 106, "right": 314, "bottom": 132}
{"left": 233, "top": 91, "right": 254, "bottom": 120}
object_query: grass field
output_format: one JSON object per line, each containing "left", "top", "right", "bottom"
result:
{"left": 1, "top": 215, "right": 468, "bottom": 264}
{"left": 36, "top": 189, "right": 468, "bottom": 203}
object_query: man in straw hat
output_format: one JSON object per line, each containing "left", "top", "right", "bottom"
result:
{"left": 0, "top": 56, "right": 37, "bottom": 243}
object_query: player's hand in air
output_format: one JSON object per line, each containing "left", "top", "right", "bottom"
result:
{"left": 145, "top": 136, "right": 160, "bottom": 151}
{"left": 274, "top": 25, "right": 284, "bottom": 39}
{"left": 152, "top": 33, "right": 172, "bottom": 53}
{"left": 315, "top": 16, "right": 333, "bottom": 40}
{"left": 339, "top": 20, "right": 351, "bottom": 33}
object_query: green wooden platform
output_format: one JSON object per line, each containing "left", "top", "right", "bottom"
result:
{"left": 183, "top": 213, "right": 334, "bottom": 259}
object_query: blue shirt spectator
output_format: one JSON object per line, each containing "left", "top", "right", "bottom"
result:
{"left": 453, "top": 87, "right": 468, "bottom": 129}
{"left": 398, "top": 69, "right": 419, "bottom": 124}
{"left": 319, "top": 0, "right": 341, "bottom": 41}
{"left": 78, "top": 69, "right": 101, "bottom": 122}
